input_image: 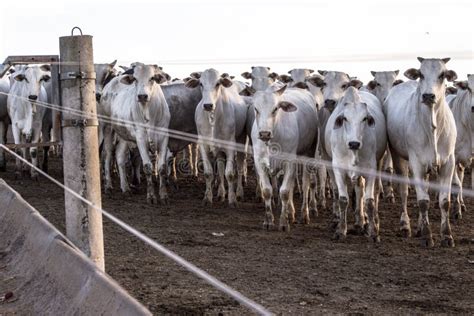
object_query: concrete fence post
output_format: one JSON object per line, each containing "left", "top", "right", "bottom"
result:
{"left": 59, "top": 31, "right": 104, "bottom": 271}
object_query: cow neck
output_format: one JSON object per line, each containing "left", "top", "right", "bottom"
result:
{"left": 450, "top": 88, "right": 472, "bottom": 131}
{"left": 213, "top": 86, "right": 234, "bottom": 126}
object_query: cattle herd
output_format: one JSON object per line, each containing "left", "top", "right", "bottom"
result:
{"left": 0, "top": 57, "right": 473, "bottom": 248}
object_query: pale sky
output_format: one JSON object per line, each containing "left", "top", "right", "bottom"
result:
{"left": 2, "top": 0, "right": 473, "bottom": 82}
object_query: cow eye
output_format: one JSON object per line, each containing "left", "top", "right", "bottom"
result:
{"left": 419, "top": 73, "right": 425, "bottom": 80}
{"left": 438, "top": 73, "right": 444, "bottom": 80}
{"left": 254, "top": 108, "right": 259, "bottom": 115}
{"left": 271, "top": 107, "right": 278, "bottom": 115}
{"left": 215, "top": 83, "right": 220, "bottom": 88}
{"left": 341, "top": 84, "right": 348, "bottom": 89}
{"left": 376, "top": 82, "right": 381, "bottom": 87}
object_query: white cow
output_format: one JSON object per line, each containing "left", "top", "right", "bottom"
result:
{"left": 325, "top": 87, "right": 387, "bottom": 241}
{"left": 447, "top": 77, "right": 473, "bottom": 220}
{"left": 241, "top": 66, "right": 280, "bottom": 93}
{"left": 365, "top": 70, "right": 404, "bottom": 203}
{"left": 106, "top": 63, "right": 170, "bottom": 204}
{"left": 0, "top": 75, "right": 10, "bottom": 171}
{"left": 251, "top": 85, "right": 318, "bottom": 231}
{"left": 7, "top": 65, "right": 51, "bottom": 179}
{"left": 185, "top": 69, "right": 248, "bottom": 207}
{"left": 384, "top": 57, "right": 457, "bottom": 247}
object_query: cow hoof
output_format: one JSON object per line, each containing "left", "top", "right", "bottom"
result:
{"left": 413, "top": 228, "right": 422, "bottom": 238}
{"left": 332, "top": 231, "right": 346, "bottom": 241}
{"left": 329, "top": 220, "right": 339, "bottom": 232}
{"left": 31, "top": 174, "right": 39, "bottom": 182}
{"left": 14, "top": 172, "right": 22, "bottom": 180}
{"left": 279, "top": 222, "right": 290, "bottom": 232}
{"left": 348, "top": 224, "right": 365, "bottom": 235}
{"left": 104, "top": 187, "right": 113, "bottom": 197}
{"left": 263, "top": 221, "right": 274, "bottom": 231}
{"left": 160, "top": 197, "right": 169, "bottom": 206}
{"left": 420, "top": 236, "right": 434, "bottom": 248}
{"left": 461, "top": 203, "right": 467, "bottom": 214}
{"left": 147, "top": 196, "right": 158, "bottom": 205}
{"left": 229, "top": 201, "right": 238, "bottom": 209}
{"left": 441, "top": 236, "right": 455, "bottom": 248}
{"left": 370, "top": 235, "right": 381, "bottom": 243}
{"left": 298, "top": 215, "right": 310, "bottom": 225}
{"left": 202, "top": 198, "right": 212, "bottom": 207}
{"left": 400, "top": 227, "right": 411, "bottom": 238}
{"left": 386, "top": 195, "right": 395, "bottom": 204}
{"left": 451, "top": 211, "right": 462, "bottom": 222}
{"left": 255, "top": 196, "right": 263, "bottom": 203}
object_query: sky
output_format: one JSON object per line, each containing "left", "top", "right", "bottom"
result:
{"left": 1, "top": 0, "right": 473, "bottom": 82}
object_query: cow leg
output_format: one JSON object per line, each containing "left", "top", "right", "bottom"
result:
{"left": 278, "top": 161, "right": 295, "bottom": 232}
{"left": 0, "top": 121, "right": 6, "bottom": 172}
{"left": 215, "top": 151, "right": 226, "bottom": 202}
{"left": 41, "top": 120, "right": 51, "bottom": 173}
{"left": 299, "top": 164, "right": 311, "bottom": 224}
{"left": 236, "top": 150, "right": 245, "bottom": 202}
{"left": 333, "top": 168, "right": 348, "bottom": 240}
{"left": 288, "top": 186, "right": 296, "bottom": 224}
{"left": 103, "top": 125, "right": 115, "bottom": 193}
{"left": 317, "top": 164, "right": 327, "bottom": 210}
{"left": 451, "top": 164, "right": 463, "bottom": 221}
{"left": 225, "top": 148, "right": 237, "bottom": 207}
{"left": 439, "top": 155, "right": 455, "bottom": 247}
{"left": 116, "top": 140, "right": 130, "bottom": 194}
{"left": 193, "top": 143, "right": 200, "bottom": 177}
{"left": 155, "top": 136, "right": 169, "bottom": 205}
{"left": 410, "top": 160, "right": 434, "bottom": 247}
{"left": 199, "top": 142, "right": 214, "bottom": 206}
{"left": 309, "top": 172, "right": 318, "bottom": 217}
{"left": 458, "top": 165, "right": 466, "bottom": 215}
{"left": 365, "top": 164, "right": 379, "bottom": 242}
{"left": 352, "top": 176, "right": 366, "bottom": 235}
{"left": 11, "top": 124, "right": 22, "bottom": 178}
{"left": 392, "top": 153, "right": 411, "bottom": 238}
{"left": 327, "top": 168, "right": 340, "bottom": 231}
{"left": 383, "top": 149, "right": 395, "bottom": 203}
{"left": 29, "top": 126, "right": 42, "bottom": 181}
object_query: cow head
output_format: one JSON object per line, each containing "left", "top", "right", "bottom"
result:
{"left": 404, "top": 57, "right": 457, "bottom": 107}
{"left": 94, "top": 60, "right": 117, "bottom": 102}
{"left": 185, "top": 68, "right": 233, "bottom": 112}
{"left": 333, "top": 87, "right": 375, "bottom": 153}
{"left": 367, "top": 70, "right": 401, "bottom": 103}
{"left": 312, "top": 71, "right": 362, "bottom": 112}
{"left": 13, "top": 65, "right": 51, "bottom": 104}
{"left": 241, "top": 66, "right": 279, "bottom": 91}
{"left": 253, "top": 85, "right": 297, "bottom": 142}
{"left": 119, "top": 63, "right": 167, "bottom": 105}
{"left": 286, "top": 68, "right": 314, "bottom": 89}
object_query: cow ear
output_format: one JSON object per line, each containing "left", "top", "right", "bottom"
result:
{"left": 293, "top": 82, "right": 308, "bottom": 89}
{"left": 268, "top": 72, "right": 279, "bottom": 80}
{"left": 367, "top": 80, "right": 377, "bottom": 90}
{"left": 219, "top": 77, "right": 233, "bottom": 88}
{"left": 393, "top": 79, "right": 404, "bottom": 86}
{"left": 241, "top": 71, "right": 253, "bottom": 80}
{"left": 349, "top": 79, "right": 363, "bottom": 89}
{"left": 190, "top": 72, "right": 201, "bottom": 79}
{"left": 334, "top": 115, "right": 345, "bottom": 129}
{"left": 307, "top": 76, "right": 324, "bottom": 87}
{"left": 366, "top": 115, "right": 375, "bottom": 127}
{"left": 239, "top": 86, "right": 256, "bottom": 96}
{"left": 185, "top": 78, "right": 200, "bottom": 88}
{"left": 40, "top": 64, "right": 51, "bottom": 72}
{"left": 308, "top": 69, "right": 314, "bottom": 74}
{"left": 454, "top": 81, "right": 469, "bottom": 90}
{"left": 444, "top": 70, "right": 457, "bottom": 82}
{"left": 109, "top": 60, "right": 117, "bottom": 68}
{"left": 417, "top": 57, "right": 425, "bottom": 63}
{"left": 394, "top": 70, "right": 400, "bottom": 75}
{"left": 278, "top": 101, "right": 297, "bottom": 112}
{"left": 275, "top": 85, "right": 287, "bottom": 96}
{"left": 14, "top": 74, "right": 26, "bottom": 81}
{"left": 278, "top": 74, "right": 293, "bottom": 84}
{"left": 370, "top": 71, "right": 376, "bottom": 77}
{"left": 446, "top": 87, "right": 457, "bottom": 95}
{"left": 318, "top": 70, "right": 327, "bottom": 76}
{"left": 230, "top": 75, "right": 235, "bottom": 80}
{"left": 42, "top": 74, "right": 51, "bottom": 82}
{"left": 120, "top": 75, "right": 135, "bottom": 85}
{"left": 182, "top": 77, "right": 191, "bottom": 83}
{"left": 153, "top": 73, "right": 168, "bottom": 84}
{"left": 8, "top": 68, "right": 15, "bottom": 74}
{"left": 441, "top": 57, "right": 451, "bottom": 64}
{"left": 404, "top": 68, "right": 420, "bottom": 80}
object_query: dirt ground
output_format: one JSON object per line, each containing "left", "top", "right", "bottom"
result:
{"left": 1, "top": 152, "right": 473, "bottom": 315}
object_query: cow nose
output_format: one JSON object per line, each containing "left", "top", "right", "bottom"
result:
{"left": 137, "top": 94, "right": 148, "bottom": 102}
{"left": 203, "top": 103, "right": 213, "bottom": 111}
{"left": 422, "top": 93, "right": 435, "bottom": 104}
{"left": 324, "top": 99, "right": 336, "bottom": 110}
{"left": 28, "top": 95, "right": 38, "bottom": 101}
{"left": 348, "top": 141, "right": 361, "bottom": 150}
{"left": 471, "top": 107, "right": 474, "bottom": 113}
{"left": 259, "top": 131, "right": 272, "bottom": 141}
{"left": 96, "top": 92, "right": 101, "bottom": 102}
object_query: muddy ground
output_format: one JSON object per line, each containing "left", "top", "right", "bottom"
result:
{"left": 0, "top": 152, "right": 473, "bottom": 315}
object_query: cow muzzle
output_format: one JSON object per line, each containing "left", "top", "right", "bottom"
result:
{"left": 137, "top": 94, "right": 149, "bottom": 104}
{"left": 28, "top": 95, "right": 38, "bottom": 101}
{"left": 421, "top": 93, "right": 435, "bottom": 106}
{"left": 96, "top": 92, "right": 102, "bottom": 102}
{"left": 258, "top": 131, "right": 272, "bottom": 142}
{"left": 324, "top": 99, "right": 336, "bottom": 112}
{"left": 203, "top": 103, "right": 214, "bottom": 111}
{"left": 348, "top": 141, "right": 361, "bottom": 150}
